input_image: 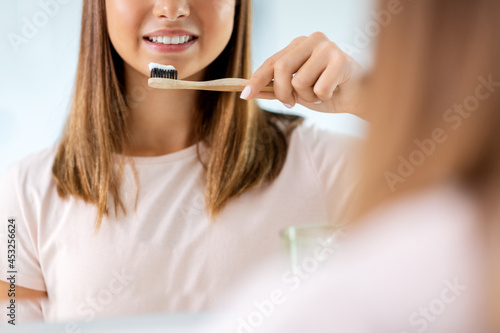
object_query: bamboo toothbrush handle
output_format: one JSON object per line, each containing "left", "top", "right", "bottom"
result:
{"left": 148, "top": 78, "right": 274, "bottom": 92}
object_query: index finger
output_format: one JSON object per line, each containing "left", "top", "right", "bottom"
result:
{"left": 240, "top": 36, "right": 306, "bottom": 100}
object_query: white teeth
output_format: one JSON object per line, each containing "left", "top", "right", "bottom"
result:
{"left": 148, "top": 35, "right": 193, "bottom": 45}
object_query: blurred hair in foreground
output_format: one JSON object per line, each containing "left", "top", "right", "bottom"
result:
{"left": 354, "top": 0, "right": 500, "bottom": 228}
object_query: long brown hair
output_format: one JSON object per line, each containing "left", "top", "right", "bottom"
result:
{"left": 350, "top": 0, "right": 500, "bottom": 327}
{"left": 52, "top": 0, "right": 302, "bottom": 228}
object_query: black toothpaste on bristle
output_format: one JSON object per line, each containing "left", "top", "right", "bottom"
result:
{"left": 148, "top": 63, "right": 178, "bottom": 79}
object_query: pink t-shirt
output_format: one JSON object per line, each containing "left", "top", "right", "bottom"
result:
{"left": 0, "top": 122, "right": 358, "bottom": 324}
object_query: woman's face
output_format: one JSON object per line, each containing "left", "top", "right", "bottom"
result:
{"left": 105, "top": 0, "right": 236, "bottom": 80}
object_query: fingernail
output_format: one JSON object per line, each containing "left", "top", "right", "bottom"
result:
{"left": 283, "top": 103, "right": 293, "bottom": 109}
{"left": 240, "top": 86, "right": 252, "bottom": 99}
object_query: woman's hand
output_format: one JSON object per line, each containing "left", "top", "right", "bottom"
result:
{"left": 240, "top": 32, "right": 366, "bottom": 119}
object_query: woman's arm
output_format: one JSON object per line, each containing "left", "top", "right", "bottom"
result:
{"left": 0, "top": 280, "right": 47, "bottom": 300}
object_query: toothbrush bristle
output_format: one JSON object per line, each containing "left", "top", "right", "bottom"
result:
{"left": 150, "top": 67, "right": 178, "bottom": 79}
{"left": 149, "top": 62, "right": 178, "bottom": 79}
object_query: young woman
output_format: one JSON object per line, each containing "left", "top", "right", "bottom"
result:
{"left": 0, "top": 0, "right": 364, "bottom": 323}
{"left": 208, "top": 0, "right": 500, "bottom": 332}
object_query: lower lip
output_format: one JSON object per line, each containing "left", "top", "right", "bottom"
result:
{"left": 143, "top": 37, "right": 197, "bottom": 53}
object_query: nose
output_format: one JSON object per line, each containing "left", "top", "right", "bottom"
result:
{"left": 153, "top": 0, "right": 190, "bottom": 21}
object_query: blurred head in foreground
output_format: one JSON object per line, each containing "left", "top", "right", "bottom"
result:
{"left": 353, "top": 0, "right": 500, "bottom": 327}
{"left": 204, "top": 2, "right": 500, "bottom": 332}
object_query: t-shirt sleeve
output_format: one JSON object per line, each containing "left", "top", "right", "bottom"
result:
{"left": 0, "top": 162, "right": 47, "bottom": 292}
{"left": 297, "top": 123, "right": 362, "bottom": 225}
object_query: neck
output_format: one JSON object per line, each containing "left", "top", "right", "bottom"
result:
{"left": 123, "top": 63, "right": 205, "bottom": 157}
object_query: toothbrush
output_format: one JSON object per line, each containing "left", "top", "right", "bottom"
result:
{"left": 147, "top": 63, "right": 274, "bottom": 92}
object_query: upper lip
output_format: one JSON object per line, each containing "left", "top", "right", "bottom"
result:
{"left": 144, "top": 29, "right": 198, "bottom": 38}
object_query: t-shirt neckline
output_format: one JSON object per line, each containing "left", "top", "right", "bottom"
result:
{"left": 114, "top": 143, "right": 201, "bottom": 165}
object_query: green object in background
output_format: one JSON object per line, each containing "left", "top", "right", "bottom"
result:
{"left": 280, "top": 224, "right": 344, "bottom": 275}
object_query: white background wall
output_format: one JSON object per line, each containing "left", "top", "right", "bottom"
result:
{"left": 0, "top": 0, "right": 372, "bottom": 176}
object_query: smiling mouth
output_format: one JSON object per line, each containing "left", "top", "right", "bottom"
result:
{"left": 144, "top": 35, "right": 198, "bottom": 45}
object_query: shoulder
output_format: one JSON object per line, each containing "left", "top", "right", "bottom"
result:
{"left": 258, "top": 184, "right": 486, "bottom": 332}
{"left": 0, "top": 145, "right": 60, "bottom": 232}
{"left": 293, "top": 120, "right": 362, "bottom": 152}
{"left": 262, "top": 110, "right": 363, "bottom": 153}
{"left": 340, "top": 184, "right": 485, "bottom": 328}
{"left": 355, "top": 182, "right": 480, "bottom": 243}
{"left": 336, "top": 182, "right": 485, "bottom": 296}
{"left": 1, "top": 145, "right": 58, "bottom": 190}
{"left": 288, "top": 120, "right": 363, "bottom": 176}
